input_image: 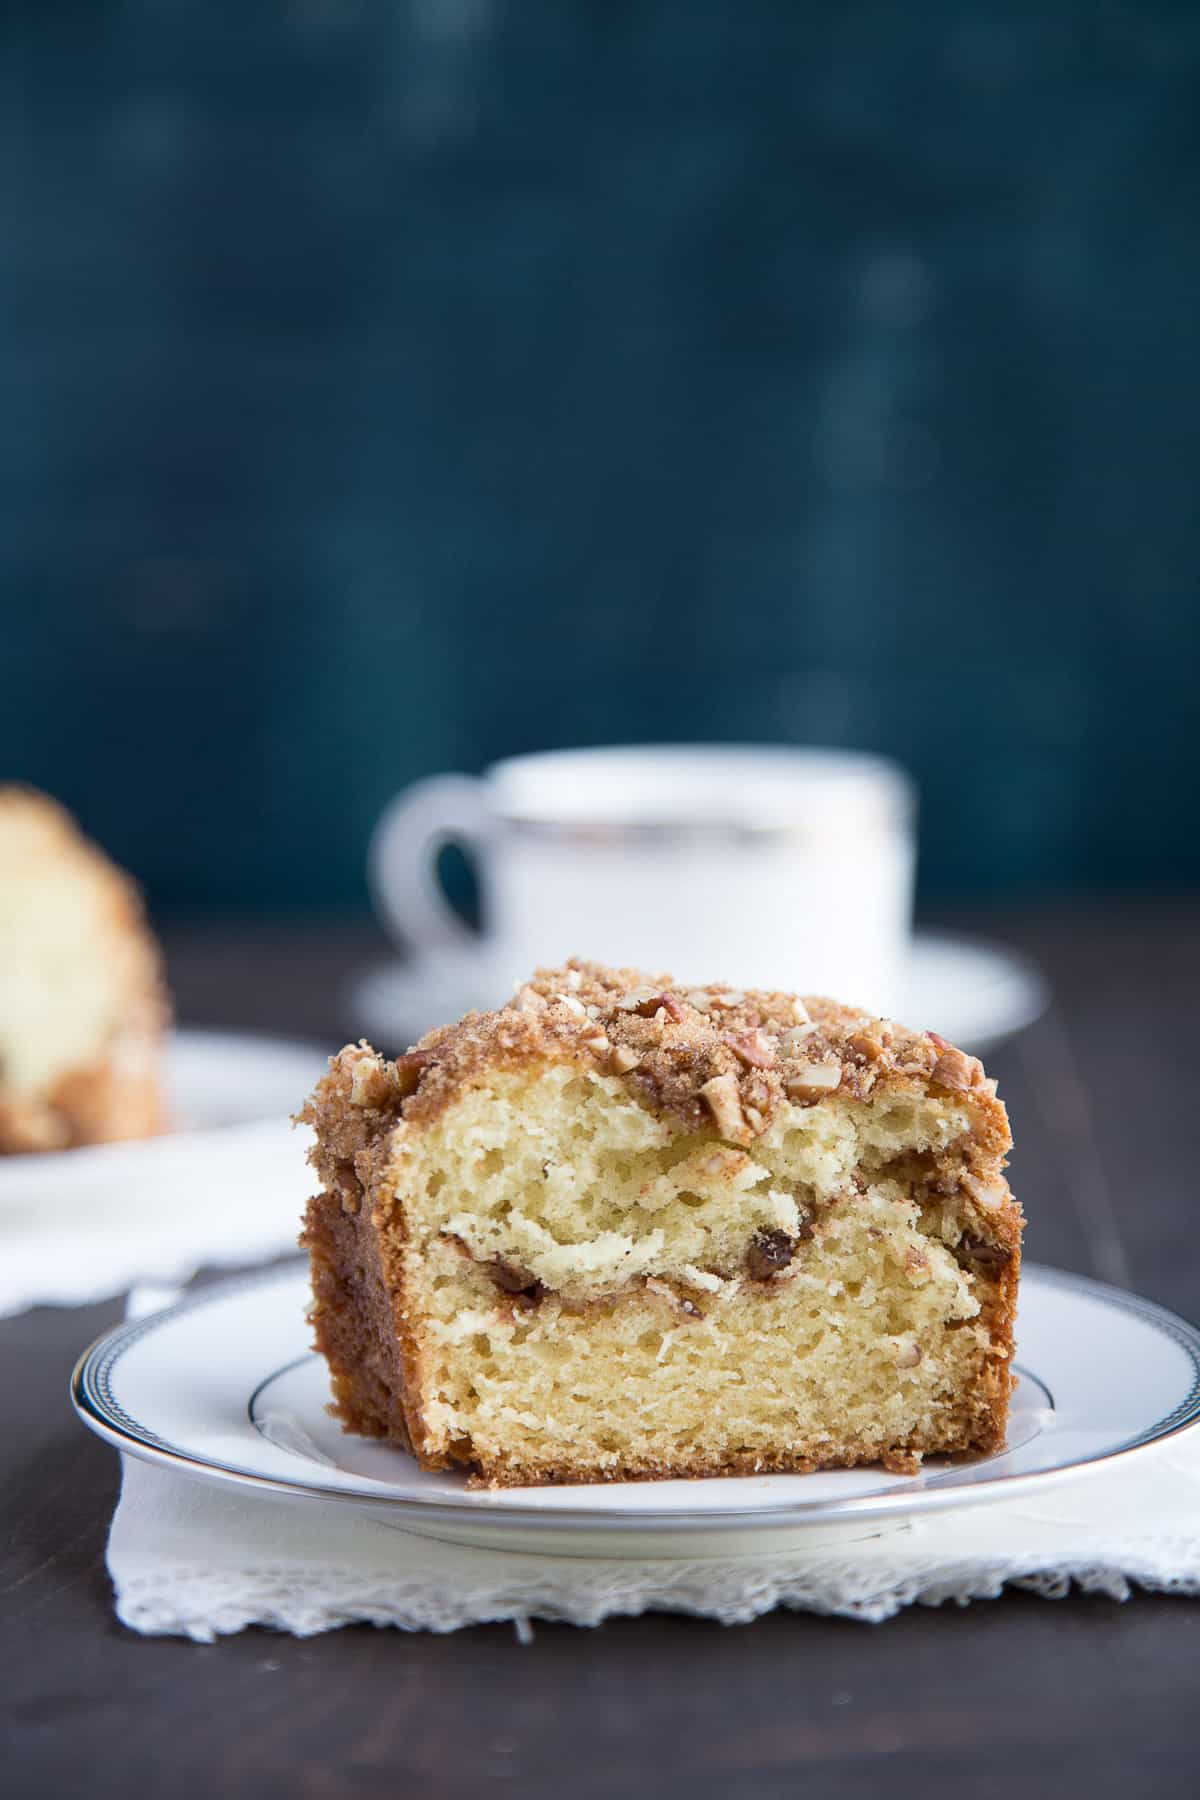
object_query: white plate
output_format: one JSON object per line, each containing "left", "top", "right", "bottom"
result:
{"left": 0, "top": 1029, "right": 325, "bottom": 1210}
{"left": 72, "top": 1261, "right": 1200, "bottom": 1557}
{"left": 348, "top": 931, "right": 1048, "bottom": 1057}
{"left": 161, "top": 1029, "right": 327, "bottom": 1131}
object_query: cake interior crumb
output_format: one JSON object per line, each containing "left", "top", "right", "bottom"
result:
{"left": 367, "top": 1064, "right": 1010, "bottom": 1483}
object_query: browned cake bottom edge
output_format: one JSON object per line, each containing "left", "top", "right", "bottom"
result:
{"left": 0, "top": 1052, "right": 164, "bottom": 1154}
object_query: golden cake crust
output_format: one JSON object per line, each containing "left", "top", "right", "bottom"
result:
{"left": 300, "top": 961, "right": 1019, "bottom": 1486}
{"left": 0, "top": 785, "right": 169, "bottom": 1153}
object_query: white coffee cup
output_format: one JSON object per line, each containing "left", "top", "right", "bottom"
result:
{"left": 369, "top": 745, "right": 915, "bottom": 1016}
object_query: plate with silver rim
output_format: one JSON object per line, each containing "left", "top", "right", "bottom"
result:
{"left": 72, "top": 1259, "right": 1200, "bottom": 1558}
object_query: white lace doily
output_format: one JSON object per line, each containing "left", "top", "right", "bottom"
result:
{"left": 108, "top": 1435, "right": 1200, "bottom": 1641}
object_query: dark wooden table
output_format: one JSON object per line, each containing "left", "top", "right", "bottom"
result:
{"left": 5, "top": 904, "right": 1200, "bottom": 1799}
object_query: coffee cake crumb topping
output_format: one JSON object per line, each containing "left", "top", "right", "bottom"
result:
{"left": 300, "top": 960, "right": 1008, "bottom": 1173}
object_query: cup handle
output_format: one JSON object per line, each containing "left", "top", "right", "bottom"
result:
{"left": 368, "top": 775, "right": 490, "bottom": 959}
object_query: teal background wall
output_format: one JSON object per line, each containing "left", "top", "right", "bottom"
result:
{"left": 3, "top": 2, "right": 1198, "bottom": 910}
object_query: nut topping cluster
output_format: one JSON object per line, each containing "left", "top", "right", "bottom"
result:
{"left": 324, "top": 961, "right": 1004, "bottom": 1171}
{"left": 494, "top": 960, "right": 994, "bottom": 1149}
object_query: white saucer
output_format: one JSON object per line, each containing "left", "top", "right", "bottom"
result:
{"left": 348, "top": 931, "right": 1048, "bottom": 1056}
{"left": 0, "top": 1029, "right": 325, "bottom": 1210}
{"left": 72, "top": 1261, "right": 1200, "bottom": 1558}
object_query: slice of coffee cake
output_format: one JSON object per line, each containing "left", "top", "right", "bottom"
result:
{"left": 301, "top": 962, "right": 1019, "bottom": 1486}
{"left": 0, "top": 786, "right": 168, "bottom": 1154}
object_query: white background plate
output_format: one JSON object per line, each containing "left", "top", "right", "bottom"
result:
{"left": 73, "top": 1260, "right": 1200, "bottom": 1556}
{"left": 159, "top": 1029, "right": 327, "bottom": 1130}
{"left": 349, "top": 931, "right": 1048, "bottom": 1059}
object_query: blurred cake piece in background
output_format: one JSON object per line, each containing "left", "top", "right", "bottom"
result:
{"left": 0, "top": 786, "right": 169, "bottom": 1153}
